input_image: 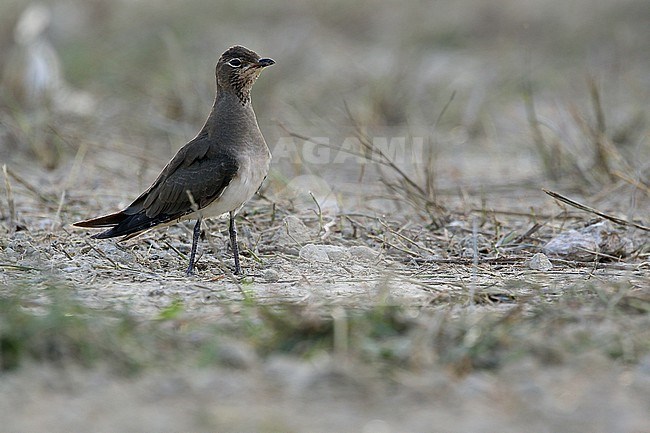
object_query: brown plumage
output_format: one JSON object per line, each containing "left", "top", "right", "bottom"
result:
{"left": 74, "top": 46, "right": 275, "bottom": 275}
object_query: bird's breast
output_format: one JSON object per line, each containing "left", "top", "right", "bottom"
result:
{"left": 199, "top": 145, "right": 271, "bottom": 219}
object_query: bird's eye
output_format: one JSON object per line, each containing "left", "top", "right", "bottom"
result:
{"left": 228, "top": 58, "right": 242, "bottom": 68}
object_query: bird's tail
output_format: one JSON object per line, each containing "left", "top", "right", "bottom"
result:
{"left": 73, "top": 211, "right": 168, "bottom": 240}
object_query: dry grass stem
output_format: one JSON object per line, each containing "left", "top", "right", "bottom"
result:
{"left": 544, "top": 189, "right": 650, "bottom": 231}
{"left": 523, "top": 80, "right": 560, "bottom": 180}
{"left": 2, "top": 164, "right": 16, "bottom": 233}
{"left": 4, "top": 165, "right": 57, "bottom": 205}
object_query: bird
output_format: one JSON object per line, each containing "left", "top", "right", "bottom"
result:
{"left": 73, "top": 45, "right": 275, "bottom": 276}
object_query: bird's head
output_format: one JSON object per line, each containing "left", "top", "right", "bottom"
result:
{"left": 216, "top": 45, "right": 274, "bottom": 105}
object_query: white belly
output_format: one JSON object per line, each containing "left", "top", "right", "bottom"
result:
{"left": 194, "top": 149, "right": 270, "bottom": 220}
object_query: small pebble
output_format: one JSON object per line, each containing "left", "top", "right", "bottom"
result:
{"left": 349, "top": 245, "right": 379, "bottom": 260}
{"left": 323, "top": 245, "right": 350, "bottom": 262}
{"left": 272, "top": 215, "right": 313, "bottom": 246}
{"left": 299, "top": 244, "right": 330, "bottom": 262}
{"left": 299, "top": 244, "right": 352, "bottom": 262}
{"left": 529, "top": 252, "right": 553, "bottom": 271}
{"left": 262, "top": 268, "right": 280, "bottom": 282}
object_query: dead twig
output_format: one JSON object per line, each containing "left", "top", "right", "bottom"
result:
{"left": 309, "top": 191, "right": 323, "bottom": 235}
{"left": 510, "top": 222, "right": 544, "bottom": 244}
{"left": 163, "top": 239, "right": 187, "bottom": 261}
{"left": 0, "top": 263, "right": 41, "bottom": 271}
{"left": 543, "top": 189, "right": 650, "bottom": 231}
{"left": 80, "top": 237, "right": 121, "bottom": 269}
{"left": 321, "top": 218, "right": 337, "bottom": 240}
{"left": 2, "top": 164, "right": 16, "bottom": 233}
{"left": 52, "top": 190, "right": 66, "bottom": 231}
{"left": 378, "top": 219, "right": 437, "bottom": 256}
{"left": 366, "top": 233, "right": 421, "bottom": 258}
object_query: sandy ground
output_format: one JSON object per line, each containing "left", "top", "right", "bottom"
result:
{"left": 2, "top": 148, "right": 649, "bottom": 432}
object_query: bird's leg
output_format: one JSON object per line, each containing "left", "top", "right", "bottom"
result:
{"left": 229, "top": 211, "right": 241, "bottom": 275}
{"left": 186, "top": 217, "right": 202, "bottom": 276}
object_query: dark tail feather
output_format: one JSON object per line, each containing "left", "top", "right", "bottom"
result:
{"left": 73, "top": 211, "right": 128, "bottom": 228}
{"left": 74, "top": 211, "right": 171, "bottom": 239}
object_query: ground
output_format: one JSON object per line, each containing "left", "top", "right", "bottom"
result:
{"left": 1, "top": 0, "right": 649, "bottom": 432}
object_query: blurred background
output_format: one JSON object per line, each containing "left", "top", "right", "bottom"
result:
{"left": 0, "top": 0, "right": 648, "bottom": 220}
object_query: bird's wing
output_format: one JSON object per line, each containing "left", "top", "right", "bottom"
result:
{"left": 127, "top": 134, "right": 239, "bottom": 219}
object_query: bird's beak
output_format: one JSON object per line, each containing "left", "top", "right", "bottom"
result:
{"left": 256, "top": 58, "right": 275, "bottom": 68}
